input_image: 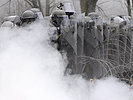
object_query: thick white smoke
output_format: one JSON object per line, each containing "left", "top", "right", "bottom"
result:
{"left": 88, "top": 77, "right": 133, "bottom": 100}
{"left": 0, "top": 21, "right": 132, "bottom": 100}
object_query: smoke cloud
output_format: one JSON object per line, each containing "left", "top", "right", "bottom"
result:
{"left": 0, "top": 21, "right": 132, "bottom": 100}
{"left": 88, "top": 77, "right": 133, "bottom": 100}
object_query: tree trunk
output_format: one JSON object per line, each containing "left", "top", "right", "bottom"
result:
{"left": 80, "top": 0, "right": 98, "bottom": 15}
{"left": 46, "top": 0, "right": 49, "bottom": 16}
{"left": 31, "top": 0, "right": 38, "bottom": 8}
{"left": 37, "top": 0, "right": 44, "bottom": 16}
{"left": 127, "top": 0, "right": 131, "bottom": 16}
{"left": 24, "top": 0, "right": 44, "bottom": 16}
{"left": 24, "top": 0, "right": 39, "bottom": 8}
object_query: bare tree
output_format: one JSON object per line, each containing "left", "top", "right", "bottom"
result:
{"left": 80, "top": 0, "right": 98, "bottom": 15}
{"left": 126, "top": 0, "right": 131, "bottom": 16}
{"left": 32, "top": 0, "right": 38, "bottom": 8}
{"left": 24, "top": 0, "right": 44, "bottom": 16}
{"left": 24, "top": 0, "right": 41, "bottom": 8}
{"left": 46, "top": 0, "right": 50, "bottom": 16}
{"left": 24, "top": 0, "right": 34, "bottom": 7}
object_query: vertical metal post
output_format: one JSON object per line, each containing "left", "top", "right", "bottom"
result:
{"left": 129, "top": 21, "right": 133, "bottom": 67}
{"left": 106, "top": 17, "right": 110, "bottom": 61}
{"left": 124, "top": 26, "right": 128, "bottom": 64}
{"left": 74, "top": 18, "right": 78, "bottom": 73}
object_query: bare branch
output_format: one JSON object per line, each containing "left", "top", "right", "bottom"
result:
{"left": 24, "top": 0, "right": 34, "bottom": 7}
{"left": 0, "top": 0, "right": 11, "bottom": 8}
